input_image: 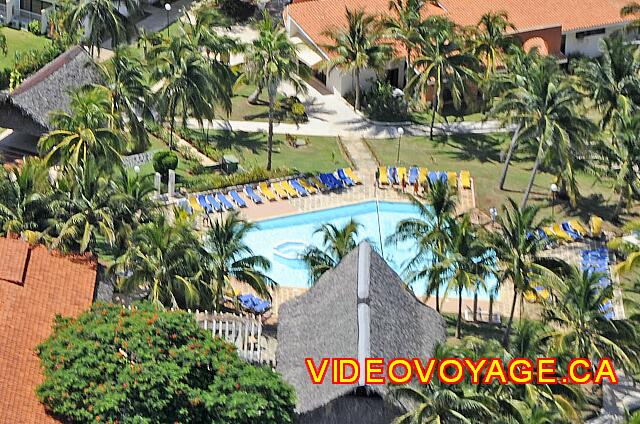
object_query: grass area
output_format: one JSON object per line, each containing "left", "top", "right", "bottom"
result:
{"left": 222, "top": 83, "right": 300, "bottom": 123}
{"left": 442, "top": 314, "right": 506, "bottom": 342}
{"left": 0, "top": 27, "right": 51, "bottom": 70}
{"left": 366, "top": 133, "right": 621, "bottom": 228}
{"left": 410, "top": 108, "right": 485, "bottom": 125}
{"left": 181, "top": 128, "right": 350, "bottom": 173}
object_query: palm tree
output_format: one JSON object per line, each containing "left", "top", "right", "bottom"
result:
{"left": 621, "top": 2, "right": 640, "bottom": 32}
{"left": 487, "top": 198, "right": 549, "bottom": 347}
{"left": 115, "top": 213, "right": 202, "bottom": 308}
{"left": 99, "top": 48, "right": 153, "bottom": 153}
{"left": 301, "top": 219, "right": 362, "bottom": 285}
{"left": 437, "top": 214, "right": 492, "bottom": 338}
{"left": 542, "top": 265, "right": 639, "bottom": 373}
{"left": 323, "top": 8, "right": 392, "bottom": 111}
{"left": 387, "top": 180, "right": 456, "bottom": 312}
{"left": 383, "top": 0, "right": 428, "bottom": 85}
{"left": 242, "top": 11, "right": 308, "bottom": 170}
{"left": 0, "top": 158, "right": 53, "bottom": 240}
{"left": 38, "top": 85, "right": 124, "bottom": 169}
{"left": 609, "top": 219, "right": 640, "bottom": 275}
{"left": 47, "top": 162, "right": 116, "bottom": 254}
{"left": 393, "top": 379, "right": 495, "bottom": 424}
{"left": 491, "top": 56, "right": 595, "bottom": 209}
{"left": 67, "top": 0, "right": 137, "bottom": 56}
{"left": 149, "top": 35, "right": 232, "bottom": 150}
{"left": 574, "top": 33, "right": 640, "bottom": 132}
{"left": 409, "top": 16, "right": 479, "bottom": 139}
{"left": 201, "top": 212, "right": 276, "bottom": 310}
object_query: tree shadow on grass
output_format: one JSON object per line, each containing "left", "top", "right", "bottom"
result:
{"left": 445, "top": 133, "right": 504, "bottom": 163}
{"left": 204, "top": 130, "right": 269, "bottom": 154}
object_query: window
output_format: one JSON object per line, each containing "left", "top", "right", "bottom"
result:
{"left": 560, "top": 35, "right": 566, "bottom": 54}
{"left": 575, "top": 28, "right": 606, "bottom": 39}
{"left": 19, "top": 0, "right": 50, "bottom": 13}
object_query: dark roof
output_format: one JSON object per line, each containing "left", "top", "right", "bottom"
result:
{"left": 276, "top": 242, "right": 446, "bottom": 415}
{"left": 0, "top": 46, "right": 103, "bottom": 136}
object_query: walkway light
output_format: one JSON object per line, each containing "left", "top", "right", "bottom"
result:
{"left": 550, "top": 183, "right": 559, "bottom": 217}
{"left": 164, "top": 3, "right": 171, "bottom": 36}
{"left": 396, "top": 127, "right": 404, "bottom": 164}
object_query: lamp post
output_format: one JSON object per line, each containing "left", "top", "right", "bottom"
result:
{"left": 396, "top": 127, "right": 404, "bottom": 164}
{"left": 134, "top": 165, "right": 140, "bottom": 174}
{"left": 489, "top": 207, "right": 498, "bottom": 223}
{"left": 550, "top": 183, "right": 558, "bottom": 217}
{"left": 164, "top": 3, "right": 171, "bottom": 37}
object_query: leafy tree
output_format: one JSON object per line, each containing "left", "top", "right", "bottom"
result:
{"left": 487, "top": 198, "right": 550, "bottom": 347}
{"left": 409, "top": 16, "right": 479, "bottom": 139}
{"left": 99, "top": 47, "right": 153, "bottom": 152}
{"left": 604, "top": 113, "right": 640, "bottom": 214}
{"left": 491, "top": 56, "right": 594, "bottom": 208}
{"left": 0, "top": 32, "right": 7, "bottom": 56}
{"left": 36, "top": 302, "right": 296, "bottom": 423}
{"left": 39, "top": 85, "right": 124, "bottom": 169}
{"left": 383, "top": 0, "right": 428, "bottom": 84}
{"left": 149, "top": 34, "right": 232, "bottom": 150}
{"left": 323, "top": 8, "right": 392, "bottom": 111}
{"left": 153, "top": 150, "right": 179, "bottom": 181}
{"left": 66, "top": 0, "right": 138, "bottom": 56}
{"left": 301, "top": 219, "right": 362, "bottom": 285}
{"left": 115, "top": 214, "right": 202, "bottom": 308}
{"left": 0, "top": 157, "right": 53, "bottom": 240}
{"left": 241, "top": 11, "right": 308, "bottom": 170}
{"left": 437, "top": 214, "right": 492, "bottom": 338}
{"left": 387, "top": 180, "right": 456, "bottom": 312}
{"left": 574, "top": 34, "right": 640, "bottom": 132}
{"left": 201, "top": 212, "right": 276, "bottom": 309}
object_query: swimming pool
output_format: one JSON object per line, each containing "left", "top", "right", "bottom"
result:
{"left": 243, "top": 201, "right": 495, "bottom": 299}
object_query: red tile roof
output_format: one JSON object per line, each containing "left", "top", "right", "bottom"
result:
{"left": 0, "top": 239, "right": 96, "bottom": 423}
{"left": 287, "top": 0, "right": 632, "bottom": 55}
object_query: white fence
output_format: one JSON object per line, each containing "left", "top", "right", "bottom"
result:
{"left": 192, "top": 309, "right": 264, "bottom": 363}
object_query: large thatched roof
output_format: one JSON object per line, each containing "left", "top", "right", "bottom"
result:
{"left": 0, "top": 46, "right": 103, "bottom": 137}
{"left": 276, "top": 242, "right": 446, "bottom": 416}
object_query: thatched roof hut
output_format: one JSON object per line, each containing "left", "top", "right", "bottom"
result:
{"left": 276, "top": 242, "right": 446, "bottom": 424}
{"left": 0, "top": 46, "right": 103, "bottom": 137}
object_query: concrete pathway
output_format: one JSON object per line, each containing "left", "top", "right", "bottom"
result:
{"left": 587, "top": 374, "right": 640, "bottom": 423}
{"left": 172, "top": 132, "right": 216, "bottom": 166}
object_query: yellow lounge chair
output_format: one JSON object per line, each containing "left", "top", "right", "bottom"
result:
{"left": 418, "top": 168, "right": 428, "bottom": 184}
{"left": 460, "top": 170, "right": 471, "bottom": 189}
{"left": 552, "top": 223, "right": 574, "bottom": 242}
{"left": 543, "top": 227, "right": 555, "bottom": 237}
{"left": 299, "top": 178, "right": 317, "bottom": 194}
{"left": 345, "top": 168, "right": 362, "bottom": 184}
{"left": 281, "top": 180, "right": 299, "bottom": 197}
{"left": 310, "top": 176, "right": 327, "bottom": 191}
{"left": 569, "top": 219, "right": 588, "bottom": 236}
{"left": 447, "top": 171, "right": 458, "bottom": 190}
{"left": 590, "top": 215, "right": 603, "bottom": 237}
{"left": 378, "top": 167, "right": 389, "bottom": 185}
{"left": 258, "top": 182, "right": 277, "bottom": 201}
{"left": 397, "top": 167, "right": 407, "bottom": 184}
{"left": 524, "top": 290, "right": 537, "bottom": 303}
{"left": 271, "top": 182, "right": 289, "bottom": 199}
{"left": 189, "top": 196, "right": 204, "bottom": 212}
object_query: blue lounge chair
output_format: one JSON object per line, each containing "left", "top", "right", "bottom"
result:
{"left": 318, "top": 173, "right": 334, "bottom": 189}
{"left": 387, "top": 167, "right": 396, "bottom": 185}
{"left": 439, "top": 172, "right": 448, "bottom": 184}
{"left": 238, "top": 294, "right": 271, "bottom": 314}
{"left": 196, "top": 194, "right": 213, "bottom": 213}
{"left": 229, "top": 190, "right": 247, "bottom": 208}
{"left": 328, "top": 173, "right": 344, "bottom": 188}
{"left": 428, "top": 171, "right": 438, "bottom": 184}
{"left": 217, "top": 193, "right": 234, "bottom": 210}
{"left": 561, "top": 222, "right": 581, "bottom": 240}
{"left": 320, "top": 173, "right": 343, "bottom": 189}
{"left": 290, "top": 179, "right": 309, "bottom": 196}
{"left": 337, "top": 169, "right": 355, "bottom": 186}
{"left": 408, "top": 167, "right": 419, "bottom": 184}
{"left": 178, "top": 199, "right": 192, "bottom": 215}
{"left": 244, "top": 186, "right": 263, "bottom": 204}
{"left": 205, "top": 194, "right": 222, "bottom": 212}
{"left": 536, "top": 228, "right": 549, "bottom": 241}
{"left": 253, "top": 299, "right": 272, "bottom": 314}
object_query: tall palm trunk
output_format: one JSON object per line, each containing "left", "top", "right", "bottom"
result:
{"left": 354, "top": 68, "right": 361, "bottom": 111}
{"left": 266, "top": 81, "right": 276, "bottom": 171}
{"left": 168, "top": 101, "right": 177, "bottom": 151}
{"left": 488, "top": 294, "right": 494, "bottom": 322}
{"left": 435, "top": 288, "right": 440, "bottom": 313}
{"left": 430, "top": 78, "right": 441, "bottom": 140}
{"left": 503, "top": 289, "right": 518, "bottom": 347}
{"left": 473, "top": 289, "right": 478, "bottom": 322}
{"left": 456, "top": 285, "right": 463, "bottom": 339}
{"left": 499, "top": 123, "right": 521, "bottom": 190}
{"left": 520, "top": 142, "right": 544, "bottom": 210}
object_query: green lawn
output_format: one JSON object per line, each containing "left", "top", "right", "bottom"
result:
{"left": 366, "top": 134, "right": 620, "bottom": 227}
{"left": 181, "top": 129, "right": 350, "bottom": 173}
{"left": 0, "top": 27, "right": 51, "bottom": 70}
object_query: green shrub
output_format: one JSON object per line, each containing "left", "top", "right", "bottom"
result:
{"left": 153, "top": 150, "right": 179, "bottom": 181}
{"left": 219, "top": 0, "right": 256, "bottom": 21}
{"left": 2, "top": 43, "right": 65, "bottom": 89}
{"left": 36, "top": 302, "right": 296, "bottom": 424}
{"left": 363, "top": 80, "right": 409, "bottom": 122}
{"left": 28, "top": 19, "right": 41, "bottom": 34}
{"left": 291, "top": 102, "right": 307, "bottom": 123}
{"left": 181, "top": 165, "right": 292, "bottom": 192}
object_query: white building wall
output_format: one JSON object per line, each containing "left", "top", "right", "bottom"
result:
{"left": 563, "top": 23, "right": 627, "bottom": 57}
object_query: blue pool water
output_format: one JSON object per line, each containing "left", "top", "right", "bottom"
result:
{"left": 244, "top": 201, "right": 495, "bottom": 299}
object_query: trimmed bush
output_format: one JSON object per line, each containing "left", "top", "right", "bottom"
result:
{"left": 36, "top": 302, "right": 296, "bottom": 423}
{"left": 28, "top": 19, "right": 41, "bottom": 35}
{"left": 181, "top": 165, "right": 292, "bottom": 192}
{"left": 153, "top": 150, "right": 179, "bottom": 181}
{"left": 219, "top": 0, "right": 256, "bottom": 21}
{"left": 363, "top": 80, "right": 409, "bottom": 122}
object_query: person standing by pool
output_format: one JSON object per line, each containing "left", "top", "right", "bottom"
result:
{"left": 413, "top": 179, "right": 419, "bottom": 195}
{"left": 401, "top": 174, "right": 407, "bottom": 192}
{"left": 375, "top": 168, "right": 380, "bottom": 188}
